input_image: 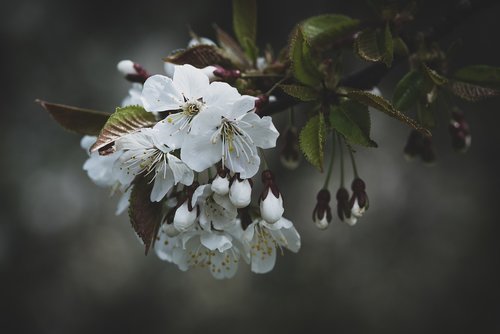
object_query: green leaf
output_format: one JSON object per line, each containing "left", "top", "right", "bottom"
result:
{"left": 129, "top": 176, "right": 163, "bottom": 255}
{"left": 289, "top": 27, "right": 322, "bottom": 87}
{"left": 90, "top": 105, "right": 157, "bottom": 154}
{"left": 393, "top": 70, "right": 425, "bottom": 111}
{"left": 454, "top": 65, "right": 500, "bottom": 89}
{"left": 37, "top": 99, "right": 110, "bottom": 136}
{"left": 346, "top": 90, "right": 431, "bottom": 136}
{"left": 299, "top": 113, "right": 327, "bottom": 171}
{"left": 279, "top": 84, "right": 319, "bottom": 101}
{"left": 301, "top": 14, "right": 360, "bottom": 47}
{"left": 232, "top": 0, "right": 257, "bottom": 59}
{"left": 393, "top": 37, "right": 409, "bottom": 56}
{"left": 422, "top": 64, "right": 448, "bottom": 86}
{"left": 164, "top": 45, "right": 234, "bottom": 69}
{"left": 446, "top": 80, "right": 500, "bottom": 102}
{"left": 214, "top": 25, "right": 250, "bottom": 69}
{"left": 382, "top": 22, "right": 394, "bottom": 67}
{"left": 354, "top": 24, "right": 393, "bottom": 67}
{"left": 330, "top": 101, "right": 377, "bottom": 147}
{"left": 417, "top": 102, "right": 435, "bottom": 129}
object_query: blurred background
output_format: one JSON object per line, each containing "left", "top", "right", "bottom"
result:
{"left": 1, "top": 0, "right": 500, "bottom": 333}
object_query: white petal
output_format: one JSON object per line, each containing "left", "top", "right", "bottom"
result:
{"left": 209, "top": 250, "right": 239, "bottom": 279}
{"left": 188, "top": 37, "right": 216, "bottom": 48}
{"left": 228, "top": 96, "right": 257, "bottom": 119}
{"left": 226, "top": 148, "right": 260, "bottom": 179}
{"left": 173, "top": 202, "right": 198, "bottom": 232}
{"left": 150, "top": 167, "right": 174, "bottom": 202}
{"left": 279, "top": 225, "right": 301, "bottom": 253}
{"left": 250, "top": 239, "right": 276, "bottom": 274}
{"left": 80, "top": 136, "right": 96, "bottom": 152}
{"left": 117, "top": 60, "right": 136, "bottom": 75}
{"left": 141, "top": 75, "right": 183, "bottom": 112}
{"left": 181, "top": 132, "right": 221, "bottom": 172}
{"left": 121, "top": 83, "right": 143, "bottom": 107}
{"left": 172, "top": 64, "right": 210, "bottom": 100}
{"left": 163, "top": 62, "right": 175, "bottom": 78}
{"left": 200, "top": 232, "right": 233, "bottom": 252}
{"left": 314, "top": 215, "right": 329, "bottom": 230}
{"left": 203, "top": 81, "right": 242, "bottom": 110}
{"left": 229, "top": 179, "right": 252, "bottom": 208}
{"left": 240, "top": 113, "right": 279, "bottom": 149}
{"left": 153, "top": 118, "right": 188, "bottom": 149}
{"left": 115, "top": 187, "right": 131, "bottom": 215}
{"left": 260, "top": 193, "right": 284, "bottom": 224}
{"left": 167, "top": 153, "right": 194, "bottom": 185}
{"left": 192, "top": 184, "right": 211, "bottom": 205}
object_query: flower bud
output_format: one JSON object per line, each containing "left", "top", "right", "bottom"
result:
{"left": 312, "top": 189, "right": 332, "bottom": 230}
{"left": 404, "top": 130, "right": 423, "bottom": 160}
{"left": 349, "top": 178, "right": 369, "bottom": 218}
{"left": 117, "top": 60, "right": 150, "bottom": 84}
{"left": 213, "top": 66, "right": 241, "bottom": 80}
{"left": 187, "top": 36, "right": 216, "bottom": 48}
{"left": 211, "top": 168, "right": 230, "bottom": 196}
{"left": 173, "top": 201, "right": 198, "bottom": 232}
{"left": 280, "top": 126, "right": 301, "bottom": 170}
{"left": 449, "top": 109, "right": 471, "bottom": 153}
{"left": 229, "top": 174, "right": 252, "bottom": 208}
{"left": 336, "top": 188, "right": 357, "bottom": 226}
{"left": 259, "top": 170, "right": 284, "bottom": 224}
{"left": 421, "top": 136, "right": 436, "bottom": 165}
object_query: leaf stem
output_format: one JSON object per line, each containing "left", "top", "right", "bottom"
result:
{"left": 265, "top": 75, "right": 291, "bottom": 96}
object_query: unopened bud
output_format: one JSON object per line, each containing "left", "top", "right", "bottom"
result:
{"left": 336, "top": 187, "right": 357, "bottom": 226}
{"left": 229, "top": 174, "right": 252, "bottom": 208}
{"left": 349, "top": 178, "right": 369, "bottom": 218}
{"left": 449, "top": 109, "right": 471, "bottom": 153}
{"left": 211, "top": 168, "right": 230, "bottom": 196}
{"left": 280, "top": 126, "right": 301, "bottom": 170}
{"left": 312, "top": 189, "right": 332, "bottom": 230}
{"left": 259, "top": 170, "right": 284, "bottom": 224}
{"left": 117, "top": 60, "right": 150, "bottom": 84}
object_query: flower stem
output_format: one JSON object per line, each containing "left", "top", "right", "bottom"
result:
{"left": 347, "top": 145, "right": 359, "bottom": 178}
{"left": 323, "top": 134, "right": 335, "bottom": 189}
{"left": 265, "top": 75, "right": 291, "bottom": 96}
{"left": 337, "top": 133, "right": 345, "bottom": 188}
{"left": 258, "top": 148, "right": 269, "bottom": 170}
{"left": 288, "top": 107, "right": 295, "bottom": 126}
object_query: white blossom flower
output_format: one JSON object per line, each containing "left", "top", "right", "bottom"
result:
{"left": 115, "top": 128, "right": 194, "bottom": 202}
{"left": 141, "top": 64, "right": 243, "bottom": 149}
{"left": 243, "top": 217, "right": 301, "bottom": 274}
{"left": 194, "top": 184, "right": 238, "bottom": 231}
{"left": 181, "top": 99, "right": 279, "bottom": 178}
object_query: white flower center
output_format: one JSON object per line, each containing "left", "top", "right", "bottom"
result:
{"left": 166, "top": 99, "right": 204, "bottom": 132}
{"left": 122, "top": 147, "right": 169, "bottom": 182}
{"left": 211, "top": 117, "right": 256, "bottom": 168}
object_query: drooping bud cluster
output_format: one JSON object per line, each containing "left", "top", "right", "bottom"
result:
{"left": 404, "top": 130, "right": 436, "bottom": 164}
{"left": 449, "top": 109, "right": 471, "bottom": 152}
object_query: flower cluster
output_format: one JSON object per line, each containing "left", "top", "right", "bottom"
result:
{"left": 81, "top": 62, "right": 300, "bottom": 279}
